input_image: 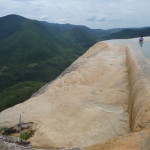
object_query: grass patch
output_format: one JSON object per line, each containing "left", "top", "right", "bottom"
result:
{"left": 19, "top": 130, "right": 34, "bottom": 140}
{"left": 0, "top": 126, "right": 19, "bottom": 135}
{"left": 0, "top": 127, "right": 11, "bottom": 135}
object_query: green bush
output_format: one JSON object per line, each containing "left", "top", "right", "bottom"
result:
{"left": 19, "top": 130, "right": 34, "bottom": 140}
{"left": 0, "top": 126, "right": 18, "bottom": 135}
{"left": 0, "top": 127, "right": 10, "bottom": 135}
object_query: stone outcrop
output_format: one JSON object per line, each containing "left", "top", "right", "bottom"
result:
{"left": 0, "top": 38, "right": 150, "bottom": 150}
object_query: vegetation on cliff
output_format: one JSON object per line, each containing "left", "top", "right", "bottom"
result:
{"left": 0, "top": 14, "right": 150, "bottom": 112}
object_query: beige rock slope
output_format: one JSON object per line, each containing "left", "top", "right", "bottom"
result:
{"left": 0, "top": 41, "right": 150, "bottom": 150}
{"left": 0, "top": 42, "right": 130, "bottom": 148}
{"left": 85, "top": 39, "right": 150, "bottom": 150}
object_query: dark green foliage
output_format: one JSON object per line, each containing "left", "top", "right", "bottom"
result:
{"left": 19, "top": 130, "right": 35, "bottom": 140}
{"left": 0, "top": 15, "right": 93, "bottom": 92}
{"left": 0, "top": 81, "right": 45, "bottom": 112}
{"left": 0, "top": 14, "right": 98, "bottom": 111}
{"left": 0, "top": 127, "right": 18, "bottom": 135}
{"left": 60, "top": 27, "right": 98, "bottom": 48}
{"left": 0, "top": 14, "right": 150, "bottom": 112}
{"left": 0, "top": 127, "right": 10, "bottom": 135}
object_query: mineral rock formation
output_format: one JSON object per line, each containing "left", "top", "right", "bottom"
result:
{"left": 0, "top": 39, "right": 150, "bottom": 150}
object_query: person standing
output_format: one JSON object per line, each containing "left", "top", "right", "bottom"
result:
{"left": 139, "top": 36, "right": 144, "bottom": 47}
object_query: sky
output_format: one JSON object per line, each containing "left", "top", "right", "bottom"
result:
{"left": 0, "top": 0, "right": 150, "bottom": 29}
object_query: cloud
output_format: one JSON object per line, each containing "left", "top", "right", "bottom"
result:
{"left": 98, "top": 18, "right": 107, "bottom": 22}
{"left": 87, "top": 16, "right": 97, "bottom": 22}
{"left": 87, "top": 16, "right": 107, "bottom": 22}
{"left": 0, "top": 0, "right": 150, "bottom": 29}
{"left": 34, "top": 8, "right": 41, "bottom": 12}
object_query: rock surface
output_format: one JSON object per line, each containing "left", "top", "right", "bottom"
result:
{"left": 85, "top": 129, "right": 150, "bottom": 150}
{"left": 0, "top": 138, "right": 83, "bottom": 150}
{"left": 0, "top": 38, "right": 150, "bottom": 150}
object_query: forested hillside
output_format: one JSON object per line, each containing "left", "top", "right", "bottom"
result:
{"left": 0, "top": 14, "right": 150, "bottom": 111}
{"left": 0, "top": 15, "right": 98, "bottom": 111}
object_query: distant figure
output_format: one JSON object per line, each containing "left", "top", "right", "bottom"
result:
{"left": 139, "top": 36, "right": 144, "bottom": 47}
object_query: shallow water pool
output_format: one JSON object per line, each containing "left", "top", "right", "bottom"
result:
{"left": 107, "top": 38, "right": 150, "bottom": 82}
{"left": 142, "top": 42, "right": 150, "bottom": 58}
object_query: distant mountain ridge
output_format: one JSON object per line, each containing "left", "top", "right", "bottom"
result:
{"left": 0, "top": 14, "right": 150, "bottom": 111}
{"left": 104, "top": 27, "right": 150, "bottom": 39}
{"left": 0, "top": 14, "right": 99, "bottom": 111}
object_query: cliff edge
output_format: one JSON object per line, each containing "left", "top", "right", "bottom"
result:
{"left": 0, "top": 40, "right": 150, "bottom": 150}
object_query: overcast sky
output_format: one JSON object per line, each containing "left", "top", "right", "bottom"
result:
{"left": 0, "top": 0, "right": 150, "bottom": 29}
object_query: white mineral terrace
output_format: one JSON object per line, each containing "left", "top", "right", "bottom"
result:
{"left": 0, "top": 38, "right": 150, "bottom": 150}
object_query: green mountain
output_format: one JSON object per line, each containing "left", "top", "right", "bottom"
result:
{"left": 0, "top": 14, "right": 100, "bottom": 111}
{"left": 104, "top": 27, "right": 150, "bottom": 40}
{"left": 0, "top": 14, "right": 150, "bottom": 112}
